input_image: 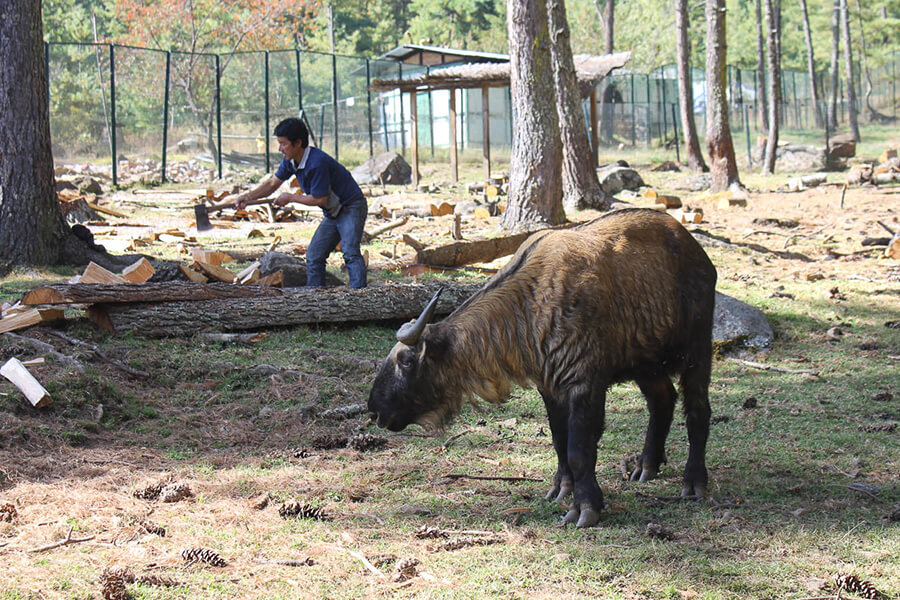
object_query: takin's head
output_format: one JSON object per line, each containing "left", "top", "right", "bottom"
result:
{"left": 368, "top": 288, "right": 461, "bottom": 432}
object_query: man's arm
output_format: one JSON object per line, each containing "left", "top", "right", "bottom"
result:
{"left": 272, "top": 192, "right": 327, "bottom": 208}
{"left": 231, "top": 176, "right": 284, "bottom": 209}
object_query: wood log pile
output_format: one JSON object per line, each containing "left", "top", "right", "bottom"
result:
{"left": 847, "top": 147, "right": 900, "bottom": 186}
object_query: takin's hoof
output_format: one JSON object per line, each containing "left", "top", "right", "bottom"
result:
{"left": 562, "top": 506, "right": 601, "bottom": 528}
{"left": 629, "top": 465, "right": 659, "bottom": 482}
{"left": 545, "top": 481, "right": 573, "bottom": 503}
{"left": 680, "top": 482, "right": 708, "bottom": 500}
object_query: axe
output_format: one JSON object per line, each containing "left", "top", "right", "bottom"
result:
{"left": 194, "top": 196, "right": 276, "bottom": 232}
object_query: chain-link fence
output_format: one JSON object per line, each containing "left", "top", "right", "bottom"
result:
{"left": 47, "top": 42, "right": 899, "bottom": 185}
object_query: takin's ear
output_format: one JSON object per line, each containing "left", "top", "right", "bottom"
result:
{"left": 420, "top": 327, "right": 451, "bottom": 362}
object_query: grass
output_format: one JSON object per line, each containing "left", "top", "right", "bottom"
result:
{"left": 1, "top": 124, "right": 899, "bottom": 598}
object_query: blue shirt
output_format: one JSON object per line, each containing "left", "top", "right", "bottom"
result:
{"left": 274, "top": 146, "right": 363, "bottom": 218}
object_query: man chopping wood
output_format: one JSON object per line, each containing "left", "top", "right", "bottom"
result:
{"left": 228, "top": 118, "right": 368, "bottom": 288}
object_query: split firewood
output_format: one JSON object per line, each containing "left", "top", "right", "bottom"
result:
{"left": 238, "top": 268, "right": 261, "bottom": 285}
{"left": 1, "top": 357, "right": 52, "bottom": 407}
{"left": 178, "top": 265, "right": 209, "bottom": 283}
{"left": 429, "top": 202, "right": 454, "bottom": 217}
{"left": 87, "top": 282, "right": 480, "bottom": 337}
{"left": 191, "top": 249, "right": 233, "bottom": 266}
{"left": 0, "top": 308, "right": 65, "bottom": 334}
{"left": 86, "top": 201, "right": 126, "bottom": 218}
{"left": 192, "top": 261, "right": 237, "bottom": 284}
{"left": 80, "top": 262, "right": 128, "bottom": 284}
{"left": 121, "top": 257, "right": 155, "bottom": 283}
{"left": 404, "top": 231, "right": 537, "bottom": 268}
{"left": 452, "top": 213, "right": 463, "bottom": 240}
{"left": 873, "top": 172, "right": 900, "bottom": 185}
{"left": 362, "top": 216, "right": 408, "bottom": 243}
{"left": 22, "top": 282, "right": 283, "bottom": 305}
{"left": 235, "top": 262, "right": 262, "bottom": 282}
{"left": 657, "top": 195, "right": 682, "bottom": 209}
{"left": 257, "top": 270, "right": 283, "bottom": 287}
{"left": 886, "top": 233, "right": 900, "bottom": 260}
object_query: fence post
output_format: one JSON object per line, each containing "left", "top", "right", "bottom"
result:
{"left": 646, "top": 74, "right": 651, "bottom": 146}
{"left": 671, "top": 103, "right": 680, "bottom": 164}
{"left": 265, "top": 51, "right": 271, "bottom": 172}
{"left": 366, "top": 58, "right": 373, "bottom": 157}
{"left": 216, "top": 54, "right": 222, "bottom": 179}
{"left": 744, "top": 104, "right": 752, "bottom": 168}
{"left": 109, "top": 44, "right": 117, "bottom": 186}
{"left": 399, "top": 64, "right": 406, "bottom": 157}
{"left": 661, "top": 69, "right": 668, "bottom": 145}
{"left": 295, "top": 49, "right": 304, "bottom": 115}
{"left": 331, "top": 51, "right": 339, "bottom": 160}
{"left": 630, "top": 73, "right": 636, "bottom": 147}
{"left": 161, "top": 51, "right": 171, "bottom": 183}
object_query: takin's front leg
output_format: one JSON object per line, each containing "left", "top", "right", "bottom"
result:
{"left": 540, "top": 391, "right": 573, "bottom": 503}
{"left": 562, "top": 388, "right": 606, "bottom": 528}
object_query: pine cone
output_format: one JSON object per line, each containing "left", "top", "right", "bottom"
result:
{"left": 139, "top": 519, "right": 166, "bottom": 537}
{"left": 347, "top": 433, "right": 388, "bottom": 452}
{"left": 100, "top": 567, "right": 134, "bottom": 600}
{"left": 134, "top": 573, "right": 180, "bottom": 588}
{"left": 391, "top": 557, "right": 420, "bottom": 583}
{"left": 833, "top": 573, "right": 883, "bottom": 599}
{"left": 133, "top": 483, "right": 164, "bottom": 501}
{"left": 181, "top": 547, "right": 227, "bottom": 567}
{"left": 278, "top": 501, "right": 332, "bottom": 521}
{"left": 414, "top": 525, "right": 448, "bottom": 539}
{"left": 0, "top": 502, "right": 17, "bottom": 523}
{"left": 311, "top": 434, "right": 348, "bottom": 450}
{"left": 159, "top": 482, "right": 193, "bottom": 503}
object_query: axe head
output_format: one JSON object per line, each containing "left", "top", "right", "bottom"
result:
{"left": 194, "top": 204, "right": 213, "bottom": 232}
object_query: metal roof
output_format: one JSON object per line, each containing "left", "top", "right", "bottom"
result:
{"left": 375, "top": 44, "right": 509, "bottom": 66}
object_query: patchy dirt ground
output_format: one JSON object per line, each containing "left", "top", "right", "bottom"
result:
{"left": 0, "top": 163, "right": 898, "bottom": 599}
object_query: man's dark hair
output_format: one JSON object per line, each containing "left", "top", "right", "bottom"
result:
{"left": 274, "top": 117, "right": 309, "bottom": 147}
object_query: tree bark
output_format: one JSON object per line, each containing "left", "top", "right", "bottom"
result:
{"left": 604, "top": 0, "right": 614, "bottom": 54}
{"left": 675, "top": 0, "right": 708, "bottom": 173}
{"left": 754, "top": 0, "right": 769, "bottom": 134}
{"left": 853, "top": 0, "right": 879, "bottom": 119}
{"left": 762, "top": 0, "right": 781, "bottom": 174}
{"left": 86, "top": 282, "right": 482, "bottom": 337}
{"left": 547, "top": 0, "right": 609, "bottom": 211}
{"left": 502, "top": 0, "right": 565, "bottom": 231}
{"left": 0, "top": 0, "right": 86, "bottom": 271}
{"left": 828, "top": 0, "right": 840, "bottom": 130}
{"left": 799, "top": 0, "right": 823, "bottom": 127}
{"left": 410, "top": 231, "right": 536, "bottom": 267}
{"left": 22, "top": 282, "right": 284, "bottom": 306}
{"left": 840, "top": 0, "right": 861, "bottom": 141}
{"left": 704, "top": 0, "right": 741, "bottom": 192}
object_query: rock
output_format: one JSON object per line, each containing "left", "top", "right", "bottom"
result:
{"left": 713, "top": 292, "right": 774, "bottom": 351}
{"left": 672, "top": 174, "right": 712, "bottom": 192}
{"left": 258, "top": 251, "right": 344, "bottom": 287}
{"left": 71, "top": 175, "right": 103, "bottom": 195}
{"left": 753, "top": 143, "right": 828, "bottom": 172}
{"left": 597, "top": 165, "right": 644, "bottom": 196}
{"left": 828, "top": 133, "right": 856, "bottom": 158}
{"left": 351, "top": 152, "right": 412, "bottom": 185}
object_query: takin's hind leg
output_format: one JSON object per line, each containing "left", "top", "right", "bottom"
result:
{"left": 540, "top": 391, "right": 573, "bottom": 503}
{"left": 679, "top": 358, "right": 712, "bottom": 500}
{"left": 561, "top": 387, "right": 606, "bottom": 528}
{"left": 630, "top": 375, "right": 677, "bottom": 482}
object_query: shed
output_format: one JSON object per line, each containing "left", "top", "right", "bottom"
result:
{"left": 370, "top": 51, "right": 631, "bottom": 185}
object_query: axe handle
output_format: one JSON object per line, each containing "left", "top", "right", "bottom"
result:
{"left": 208, "top": 197, "right": 273, "bottom": 211}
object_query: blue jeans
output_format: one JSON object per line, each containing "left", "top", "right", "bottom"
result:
{"left": 306, "top": 197, "right": 367, "bottom": 289}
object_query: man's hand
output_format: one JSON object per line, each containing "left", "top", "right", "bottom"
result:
{"left": 274, "top": 192, "right": 296, "bottom": 208}
{"left": 233, "top": 192, "right": 251, "bottom": 210}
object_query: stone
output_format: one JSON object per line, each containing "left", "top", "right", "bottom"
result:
{"left": 828, "top": 133, "right": 857, "bottom": 158}
{"left": 752, "top": 144, "right": 827, "bottom": 172}
{"left": 351, "top": 152, "right": 412, "bottom": 185}
{"left": 597, "top": 165, "right": 645, "bottom": 196}
{"left": 258, "top": 251, "right": 343, "bottom": 287}
{"left": 713, "top": 292, "right": 774, "bottom": 351}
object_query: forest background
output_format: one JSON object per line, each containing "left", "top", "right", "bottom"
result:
{"left": 44, "top": 0, "right": 900, "bottom": 74}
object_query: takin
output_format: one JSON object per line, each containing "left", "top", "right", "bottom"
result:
{"left": 368, "top": 208, "right": 717, "bottom": 527}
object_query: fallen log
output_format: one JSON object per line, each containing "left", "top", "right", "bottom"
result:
{"left": 22, "top": 282, "right": 284, "bottom": 306}
{"left": 86, "top": 282, "right": 481, "bottom": 337}
{"left": 408, "top": 231, "right": 534, "bottom": 267}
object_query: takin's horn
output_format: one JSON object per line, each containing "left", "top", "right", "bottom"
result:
{"left": 396, "top": 287, "right": 444, "bottom": 346}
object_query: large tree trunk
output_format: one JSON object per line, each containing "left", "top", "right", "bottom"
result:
{"left": 762, "top": 0, "right": 781, "bottom": 174}
{"left": 754, "top": 0, "right": 769, "bottom": 133}
{"left": 599, "top": 0, "right": 615, "bottom": 144}
{"left": 675, "top": 0, "right": 708, "bottom": 173}
{"left": 704, "top": 0, "right": 741, "bottom": 192}
{"left": 828, "top": 0, "right": 840, "bottom": 130}
{"left": 502, "top": 0, "right": 565, "bottom": 231}
{"left": 799, "top": 0, "right": 823, "bottom": 127}
{"left": 840, "top": 0, "right": 861, "bottom": 141}
{"left": 604, "top": 0, "right": 614, "bottom": 54}
{"left": 0, "top": 0, "right": 86, "bottom": 271}
{"left": 547, "top": 0, "right": 609, "bottom": 211}
{"left": 85, "top": 282, "right": 482, "bottom": 337}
